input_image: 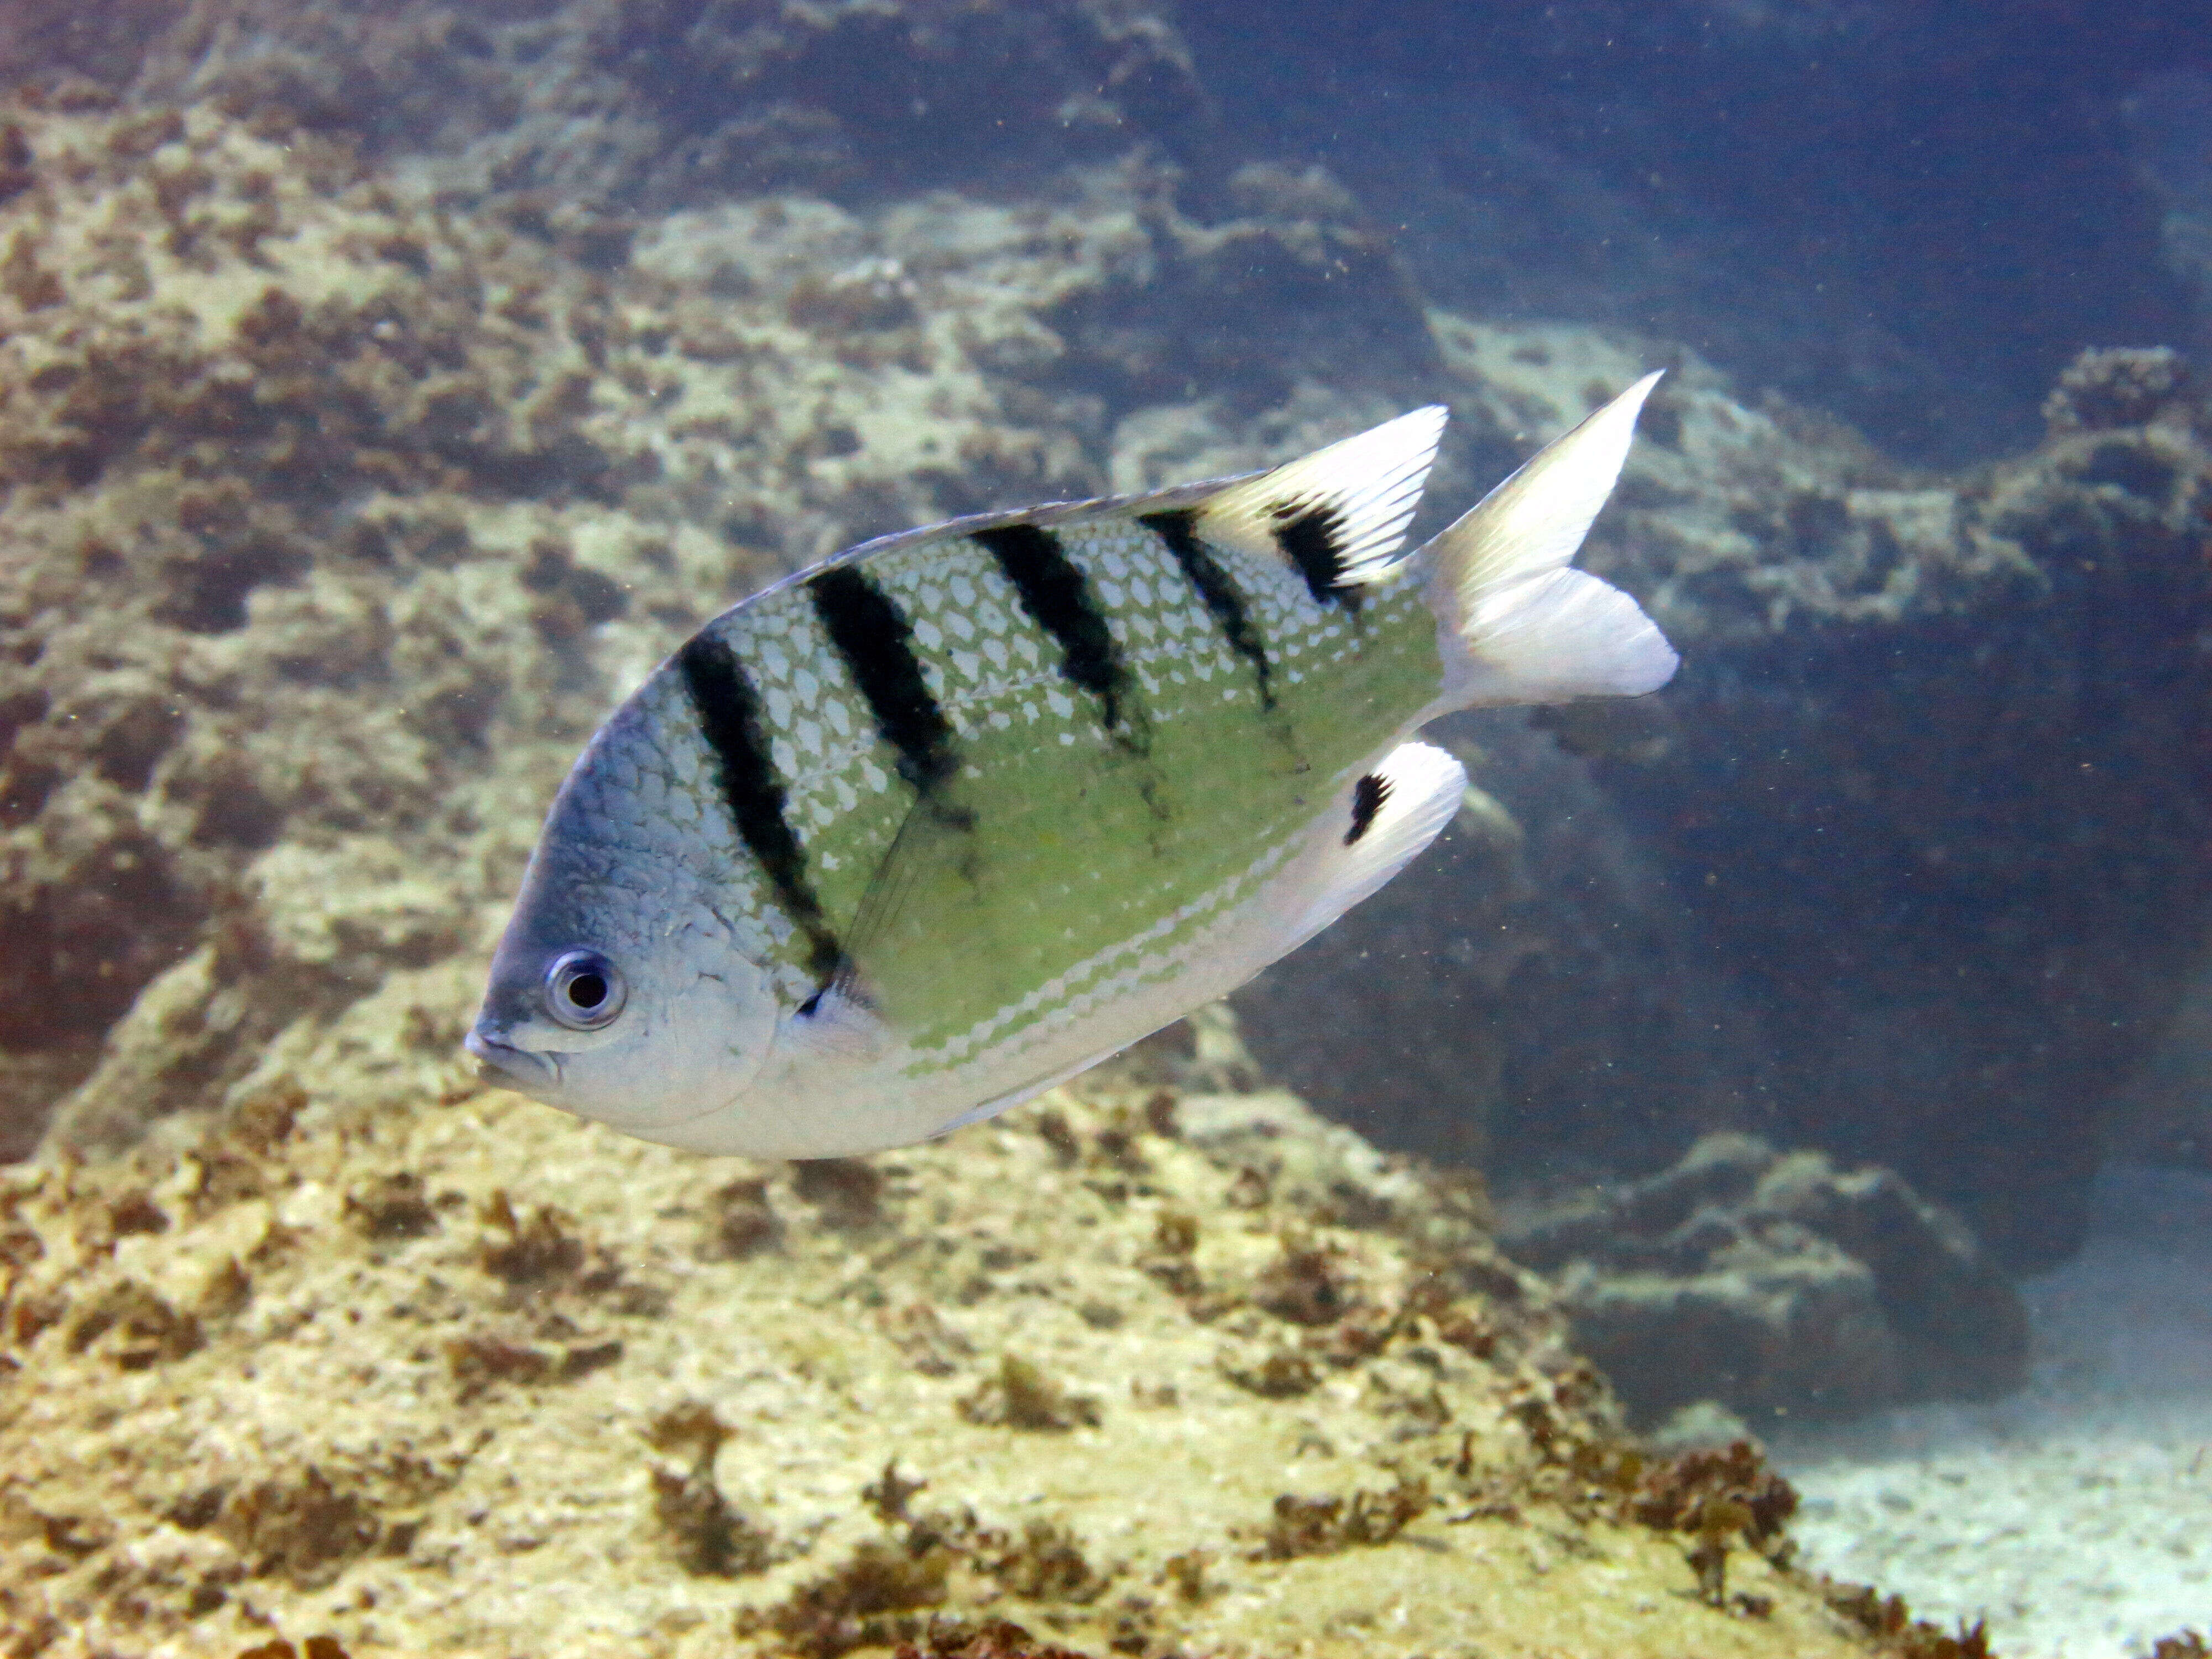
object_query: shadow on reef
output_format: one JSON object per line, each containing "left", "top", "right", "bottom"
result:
{"left": 2107, "top": 963, "right": 2212, "bottom": 1170}
{"left": 1624, "top": 576, "right": 2212, "bottom": 1268}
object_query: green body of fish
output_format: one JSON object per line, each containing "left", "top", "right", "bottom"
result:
{"left": 674, "top": 515, "right": 1441, "bottom": 1060}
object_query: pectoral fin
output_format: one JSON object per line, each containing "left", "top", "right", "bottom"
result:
{"left": 830, "top": 793, "right": 1014, "bottom": 1035}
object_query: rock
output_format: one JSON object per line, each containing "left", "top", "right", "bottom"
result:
{"left": 1499, "top": 1134, "right": 2030, "bottom": 1425}
{"left": 2043, "top": 346, "right": 2198, "bottom": 436}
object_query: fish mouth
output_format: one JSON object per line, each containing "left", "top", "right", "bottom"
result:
{"left": 464, "top": 1029, "right": 561, "bottom": 1094}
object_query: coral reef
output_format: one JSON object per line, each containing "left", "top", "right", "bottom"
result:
{"left": 1498, "top": 1135, "right": 2028, "bottom": 1425}
{"left": 0, "top": 1065, "right": 1895, "bottom": 1657}
{"left": 0, "top": 0, "right": 1211, "bottom": 209}
{"left": 4, "top": 2, "right": 2208, "bottom": 1648}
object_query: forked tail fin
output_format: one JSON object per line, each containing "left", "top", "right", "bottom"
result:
{"left": 1423, "top": 372, "right": 1679, "bottom": 709}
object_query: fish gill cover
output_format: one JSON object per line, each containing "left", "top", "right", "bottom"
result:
{"left": 0, "top": 1, "right": 2208, "bottom": 1655}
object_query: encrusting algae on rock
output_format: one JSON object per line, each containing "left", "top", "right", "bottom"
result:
{"left": 2, "top": 1015, "right": 1980, "bottom": 1658}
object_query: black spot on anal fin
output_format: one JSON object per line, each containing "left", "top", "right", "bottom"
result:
{"left": 807, "top": 565, "right": 961, "bottom": 796}
{"left": 1141, "top": 508, "right": 1275, "bottom": 711}
{"left": 1345, "top": 771, "right": 1391, "bottom": 846}
{"left": 677, "top": 633, "right": 842, "bottom": 983}
{"left": 973, "top": 524, "right": 1136, "bottom": 735}
{"left": 1272, "top": 498, "right": 1358, "bottom": 610}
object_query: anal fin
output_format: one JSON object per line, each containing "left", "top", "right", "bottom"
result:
{"left": 1281, "top": 740, "right": 1468, "bottom": 950}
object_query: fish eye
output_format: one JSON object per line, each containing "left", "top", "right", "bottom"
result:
{"left": 544, "top": 950, "right": 626, "bottom": 1030}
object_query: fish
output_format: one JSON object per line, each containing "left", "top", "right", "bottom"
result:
{"left": 466, "top": 375, "right": 1678, "bottom": 1158}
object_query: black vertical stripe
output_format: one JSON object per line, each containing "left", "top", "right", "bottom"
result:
{"left": 806, "top": 564, "right": 962, "bottom": 797}
{"left": 1141, "top": 508, "right": 1275, "bottom": 711}
{"left": 676, "top": 633, "right": 842, "bottom": 983}
{"left": 1271, "top": 499, "right": 1359, "bottom": 611}
{"left": 972, "top": 524, "right": 1135, "bottom": 734}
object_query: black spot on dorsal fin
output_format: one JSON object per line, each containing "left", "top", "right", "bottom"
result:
{"left": 1272, "top": 498, "right": 1358, "bottom": 610}
{"left": 807, "top": 564, "right": 962, "bottom": 797}
{"left": 1344, "top": 771, "right": 1391, "bottom": 846}
{"left": 973, "top": 523, "right": 1137, "bottom": 735}
{"left": 677, "top": 633, "right": 843, "bottom": 984}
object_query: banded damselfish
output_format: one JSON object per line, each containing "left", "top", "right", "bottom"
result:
{"left": 467, "top": 377, "right": 1678, "bottom": 1156}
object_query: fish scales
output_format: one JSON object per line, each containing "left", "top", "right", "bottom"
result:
{"left": 470, "top": 383, "right": 1679, "bottom": 1157}
{"left": 679, "top": 513, "right": 1444, "bottom": 1058}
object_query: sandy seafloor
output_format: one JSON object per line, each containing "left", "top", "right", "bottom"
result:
{"left": 1774, "top": 1162, "right": 2212, "bottom": 1658}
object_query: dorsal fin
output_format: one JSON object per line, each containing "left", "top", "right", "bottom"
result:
{"left": 1192, "top": 406, "right": 1448, "bottom": 603}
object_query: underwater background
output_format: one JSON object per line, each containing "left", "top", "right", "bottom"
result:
{"left": 0, "top": 2, "right": 2208, "bottom": 1654}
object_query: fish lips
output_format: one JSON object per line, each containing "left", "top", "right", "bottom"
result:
{"left": 464, "top": 1027, "right": 561, "bottom": 1095}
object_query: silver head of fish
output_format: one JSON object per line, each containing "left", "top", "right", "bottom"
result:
{"left": 465, "top": 701, "right": 784, "bottom": 1140}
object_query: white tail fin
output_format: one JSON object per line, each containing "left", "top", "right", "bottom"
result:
{"left": 1196, "top": 405, "right": 1447, "bottom": 600}
{"left": 1423, "top": 372, "right": 1678, "bottom": 708}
